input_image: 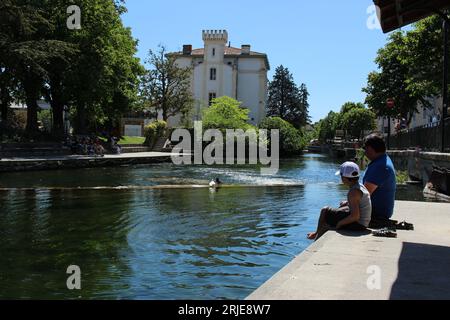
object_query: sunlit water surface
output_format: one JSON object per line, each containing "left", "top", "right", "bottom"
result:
{"left": 0, "top": 154, "right": 428, "bottom": 299}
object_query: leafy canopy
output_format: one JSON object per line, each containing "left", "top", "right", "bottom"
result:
{"left": 259, "top": 116, "right": 305, "bottom": 155}
{"left": 202, "top": 96, "right": 254, "bottom": 131}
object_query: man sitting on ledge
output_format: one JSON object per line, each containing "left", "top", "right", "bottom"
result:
{"left": 362, "top": 133, "right": 397, "bottom": 228}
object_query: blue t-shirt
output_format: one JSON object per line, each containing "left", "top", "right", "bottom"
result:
{"left": 363, "top": 154, "right": 396, "bottom": 219}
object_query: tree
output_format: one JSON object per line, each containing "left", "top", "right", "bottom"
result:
{"left": 267, "top": 65, "right": 309, "bottom": 128}
{"left": 402, "top": 15, "right": 448, "bottom": 99}
{"left": 363, "top": 15, "right": 447, "bottom": 124}
{"left": 259, "top": 117, "right": 305, "bottom": 155}
{"left": 202, "top": 96, "right": 254, "bottom": 131}
{"left": 317, "top": 111, "right": 340, "bottom": 143}
{"left": 0, "top": 67, "right": 14, "bottom": 123}
{"left": 0, "top": 0, "right": 75, "bottom": 135}
{"left": 1, "top": 0, "right": 143, "bottom": 138}
{"left": 341, "top": 107, "right": 376, "bottom": 139}
{"left": 62, "top": 0, "right": 143, "bottom": 135}
{"left": 298, "top": 83, "right": 311, "bottom": 125}
{"left": 140, "top": 45, "right": 193, "bottom": 123}
{"left": 340, "top": 102, "right": 364, "bottom": 114}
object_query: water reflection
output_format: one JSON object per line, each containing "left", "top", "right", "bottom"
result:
{"left": 0, "top": 189, "right": 135, "bottom": 299}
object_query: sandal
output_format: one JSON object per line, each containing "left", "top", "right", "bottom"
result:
{"left": 395, "top": 221, "right": 414, "bottom": 231}
{"left": 372, "top": 228, "right": 397, "bottom": 238}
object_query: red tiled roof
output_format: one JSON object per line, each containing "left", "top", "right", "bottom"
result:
{"left": 189, "top": 46, "right": 266, "bottom": 56}
{"left": 170, "top": 46, "right": 270, "bottom": 69}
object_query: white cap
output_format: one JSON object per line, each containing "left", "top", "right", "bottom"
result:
{"left": 335, "top": 162, "right": 360, "bottom": 178}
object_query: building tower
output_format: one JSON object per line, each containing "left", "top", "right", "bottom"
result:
{"left": 201, "top": 30, "right": 228, "bottom": 104}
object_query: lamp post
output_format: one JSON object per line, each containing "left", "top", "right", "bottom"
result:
{"left": 386, "top": 98, "right": 395, "bottom": 150}
{"left": 442, "top": 17, "right": 449, "bottom": 153}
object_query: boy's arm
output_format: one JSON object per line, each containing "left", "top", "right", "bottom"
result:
{"left": 336, "top": 189, "right": 361, "bottom": 229}
{"left": 339, "top": 200, "right": 349, "bottom": 208}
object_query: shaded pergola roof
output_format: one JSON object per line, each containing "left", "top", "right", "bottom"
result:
{"left": 374, "top": 0, "right": 450, "bottom": 33}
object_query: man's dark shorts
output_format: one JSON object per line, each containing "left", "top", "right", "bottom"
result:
{"left": 323, "top": 206, "right": 367, "bottom": 231}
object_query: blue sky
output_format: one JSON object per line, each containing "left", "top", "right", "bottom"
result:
{"left": 122, "top": 0, "right": 392, "bottom": 123}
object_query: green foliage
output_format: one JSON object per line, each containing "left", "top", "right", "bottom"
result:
{"left": 402, "top": 16, "right": 446, "bottom": 98}
{"left": 202, "top": 96, "right": 255, "bottom": 131}
{"left": 0, "top": 110, "right": 27, "bottom": 142}
{"left": 302, "top": 126, "right": 319, "bottom": 145}
{"left": 0, "top": 0, "right": 77, "bottom": 135}
{"left": 144, "top": 120, "right": 167, "bottom": 148}
{"left": 259, "top": 117, "right": 305, "bottom": 155}
{"left": 363, "top": 15, "right": 447, "bottom": 123}
{"left": 341, "top": 108, "right": 376, "bottom": 139}
{"left": 317, "top": 111, "right": 341, "bottom": 143}
{"left": 317, "top": 102, "right": 375, "bottom": 142}
{"left": 268, "top": 65, "right": 310, "bottom": 128}
{"left": 65, "top": 0, "right": 144, "bottom": 134}
{"left": 340, "top": 102, "right": 364, "bottom": 114}
{"left": 355, "top": 148, "right": 369, "bottom": 171}
{"left": 396, "top": 171, "right": 410, "bottom": 185}
{"left": 118, "top": 136, "right": 146, "bottom": 145}
{"left": 38, "top": 109, "right": 52, "bottom": 132}
{"left": 0, "top": 0, "right": 144, "bottom": 138}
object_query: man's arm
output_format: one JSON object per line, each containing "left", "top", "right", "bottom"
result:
{"left": 364, "top": 182, "right": 378, "bottom": 195}
{"left": 336, "top": 189, "right": 361, "bottom": 229}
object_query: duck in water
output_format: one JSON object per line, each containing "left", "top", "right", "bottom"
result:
{"left": 209, "top": 178, "right": 223, "bottom": 188}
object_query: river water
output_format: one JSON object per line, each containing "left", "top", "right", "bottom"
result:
{"left": 0, "top": 154, "right": 427, "bottom": 299}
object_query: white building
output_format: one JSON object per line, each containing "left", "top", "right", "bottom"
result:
{"left": 376, "top": 96, "right": 443, "bottom": 135}
{"left": 172, "top": 30, "right": 270, "bottom": 126}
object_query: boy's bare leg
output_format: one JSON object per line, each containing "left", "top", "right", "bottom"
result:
{"left": 307, "top": 207, "right": 331, "bottom": 240}
{"left": 315, "top": 221, "right": 332, "bottom": 241}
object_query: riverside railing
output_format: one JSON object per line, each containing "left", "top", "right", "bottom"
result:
{"left": 389, "top": 118, "right": 450, "bottom": 153}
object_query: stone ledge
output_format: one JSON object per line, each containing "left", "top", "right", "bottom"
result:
{"left": 0, "top": 152, "right": 179, "bottom": 172}
{"left": 388, "top": 150, "right": 450, "bottom": 162}
{"left": 247, "top": 201, "right": 450, "bottom": 300}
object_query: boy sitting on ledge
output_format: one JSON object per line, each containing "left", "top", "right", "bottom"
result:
{"left": 307, "top": 162, "right": 372, "bottom": 241}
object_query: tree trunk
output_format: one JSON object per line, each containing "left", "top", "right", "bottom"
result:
{"left": 25, "top": 96, "right": 39, "bottom": 134}
{"left": 49, "top": 79, "right": 65, "bottom": 139}
{"left": 23, "top": 75, "right": 40, "bottom": 135}
{"left": 162, "top": 107, "right": 168, "bottom": 122}
{"left": 75, "top": 102, "right": 88, "bottom": 134}
{"left": 0, "top": 85, "right": 11, "bottom": 122}
{"left": 52, "top": 101, "right": 64, "bottom": 139}
{"left": 0, "top": 98, "right": 8, "bottom": 122}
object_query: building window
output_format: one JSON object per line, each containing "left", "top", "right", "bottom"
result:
{"left": 212, "top": 48, "right": 216, "bottom": 56}
{"left": 208, "top": 93, "right": 216, "bottom": 106}
{"left": 210, "top": 68, "right": 217, "bottom": 81}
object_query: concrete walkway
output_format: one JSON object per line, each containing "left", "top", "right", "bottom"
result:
{"left": 0, "top": 152, "right": 187, "bottom": 172}
{"left": 0, "top": 151, "right": 178, "bottom": 162}
{"left": 247, "top": 201, "right": 450, "bottom": 300}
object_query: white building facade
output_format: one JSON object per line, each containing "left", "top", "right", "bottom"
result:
{"left": 376, "top": 97, "right": 443, "bottom": 135}
{"left": 172, "top": 30, "right": 270, "bottom": 125}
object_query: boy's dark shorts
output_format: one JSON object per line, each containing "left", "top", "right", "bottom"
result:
{"left": 323, "top": 206, "right": 367, "bottom": 231}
